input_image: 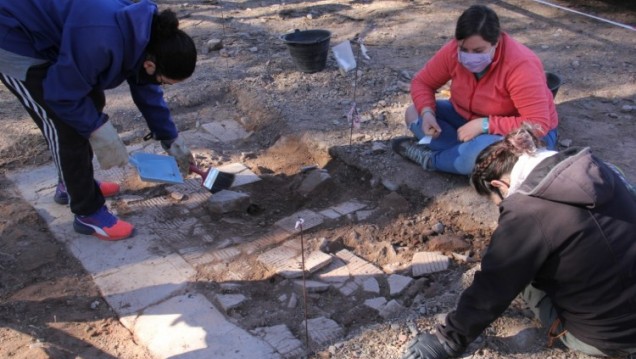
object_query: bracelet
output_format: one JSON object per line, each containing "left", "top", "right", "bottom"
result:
{"left": 481, "top": 117, "right": 489, "bottom": 134}
{"left": 421, "top": 108, "right": 435, "bottom": 118}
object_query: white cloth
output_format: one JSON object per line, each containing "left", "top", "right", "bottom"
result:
{"left": 89, "top": 121, "right": 128, "bottom": 169}
{"left": 508, "top": 149, "right": 558, "bottom": 196}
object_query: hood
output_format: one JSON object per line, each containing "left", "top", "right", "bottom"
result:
{"left": 114, "top": 0, "right": 157, "bottom": 73}
{"left": 515, "top": 147, "right": 617, "bottom": 208}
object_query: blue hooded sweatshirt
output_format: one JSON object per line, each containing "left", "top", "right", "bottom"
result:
{"left": 0, "top": 0, "right": 178, "bottom": 140}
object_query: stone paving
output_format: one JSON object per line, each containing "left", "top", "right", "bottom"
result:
{"left": 6, "top": 129, "right": 459, "bottom": 358}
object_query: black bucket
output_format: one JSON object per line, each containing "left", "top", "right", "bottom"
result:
{"left": 546, "top": 72, "right": 562, "bottom": 99}
{"left": 280, "top": 29, "right": 331, "bottom": 73}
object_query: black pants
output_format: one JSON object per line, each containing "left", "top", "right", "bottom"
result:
{"left": 1, "top": 65, "right": 105, "bottom": 215}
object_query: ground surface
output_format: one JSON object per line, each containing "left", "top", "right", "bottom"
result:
{"left": 1, "top": 0, "right": 635, "bottom": 358}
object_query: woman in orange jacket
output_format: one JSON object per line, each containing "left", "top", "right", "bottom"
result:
{"left": 393, "top": 4, "right": 559, "bottom": 175}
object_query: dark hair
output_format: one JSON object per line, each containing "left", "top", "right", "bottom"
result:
{"left": 470, "top": 124, "right": 542, "bottom": 196}
{"left": 147, "top": 9, "right": 197, "bottom": 80}
{"left": 455, "top": 5, "right": 500, "bottom": 45}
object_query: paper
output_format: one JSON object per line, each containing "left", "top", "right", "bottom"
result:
{"left": 418, "top": 135, "right": 432, "bottom": 145}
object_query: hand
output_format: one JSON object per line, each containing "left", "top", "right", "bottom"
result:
{"left": 161, "top": 136, "right": 193, "bottom": 177}
{"left": 421, "top": 112, "right": 442, "bottom": 138}
{"left": 89, "top": 119, "right": 128, "bottom": 169}
{"left": 457, "top": 118, "right": 484, "bottom": 142}
{"left": 402, "top": 333, "right": 452, "bottom": 359}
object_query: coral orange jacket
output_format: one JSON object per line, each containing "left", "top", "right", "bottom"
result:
{"left": 411, "top": 32, "right": 558, "bottom": 136}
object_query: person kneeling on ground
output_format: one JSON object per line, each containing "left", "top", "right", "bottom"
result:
{"left": 0, "top": 0, "right": 197, "bottom": 241}
{"left": 402, "top": 124, "right": 636, "bottom": 359}
{"left": 393, "top": 4, "right": 558, "bottom": 175}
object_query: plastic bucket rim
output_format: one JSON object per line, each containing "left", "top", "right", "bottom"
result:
{"left": 280, "top": 29, "right": 331, "bottom": 45}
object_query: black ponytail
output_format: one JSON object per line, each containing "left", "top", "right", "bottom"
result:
{"left": 147, "top": 9, "right": 196, "bottom": 80}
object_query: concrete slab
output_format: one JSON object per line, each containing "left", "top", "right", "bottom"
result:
{"left": 316, "top": 258, "right": 350, "bottom": 284}
{"left": 379, "top": 299, "right": 405, "bottom": 319}
{"left": 387, "top": 274, "right": 414, "bottom": 296}
{"left": 201, "top": 120, "right": 251, "bottom": 143}
{"left": 275, "top": 209, "right": 324, "bottom": 233}
{"left": 336, "top": 280, "right": 359, "bottom": 296}
{"left": 361, "top": 277, "right": 380, "bottom": 294}
{"left": 331, "top": 200, "right": 366, "bottom": 215}
{"left": 294, "top": 280, "right": 330, "bottom": 293}
{"left": 216, "top": 294, "right": 247, "bottom": 311}
{"left": 318, "top": 208, "right": 342, "bottom": 219}
{"left": 242, "top": 228, "right": 291, "bottom": 255}
{"left": 207, "top": 190, "right": 251, "bottom": 214}
{"left": 133, "top": 293, "right": 280, "bottom": 359}
{"left": 252, "top": 325, "right": 305, "bottom": 358}
{"left": 257, "top": 245, "right": 301, "bottom": 278}
{"left": 216, "top": 163, "right": 262, "bottom": 188}
{"left": 335, "top": 249, "right": 384, "bottom": 278}
{"left": 303, "top": 317, "right": 344, "bottom": 347}
{"left": 364, "top": 297, "right": 387, "bottom": 311}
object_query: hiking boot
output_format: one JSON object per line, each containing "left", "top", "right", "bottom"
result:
{"left": 54, "top": 181, "right": 120, "bottom": 205}
{"left": 73, "top": 205, "right": 134, "bottom": 241}
{"left": 392, "top": 136, "right": 433, "bottom": 169}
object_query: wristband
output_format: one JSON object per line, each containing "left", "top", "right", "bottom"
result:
{"left": 481, "top": 117, "right": 489, "bottom": 134}
{"left": 421, "top": 108, "right": 435, "bottom": 118}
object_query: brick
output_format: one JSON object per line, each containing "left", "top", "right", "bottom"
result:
{"left": 412, "top": 252, "right": 449, "bottom": 276}
{"left": 335, "top": 249, "right": 383, "bottom": 277}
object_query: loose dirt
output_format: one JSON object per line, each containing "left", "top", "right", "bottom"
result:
{"left": 1, "top": 0, "right": 635, "bottom": 358}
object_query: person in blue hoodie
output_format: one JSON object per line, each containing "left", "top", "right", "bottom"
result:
{"left": 0, "top": 0, "right": 197, "bottom": 241}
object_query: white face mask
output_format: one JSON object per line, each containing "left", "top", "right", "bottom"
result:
{"left": 458, "top": 45, "right": 496, "bottom": 73}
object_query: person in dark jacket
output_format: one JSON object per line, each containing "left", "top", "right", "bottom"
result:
{"left": 0, "top": 0, "right": 197, "bottom": 240}
{"left": 402, "top": 125, "right": 636, "bottom": 359}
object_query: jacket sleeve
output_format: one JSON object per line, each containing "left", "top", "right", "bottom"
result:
{"left": 126, "top": 78, "right": 178, "bottom": 141}
{"left": 410, "top": 41, "right": 455, "bottom": 115}
{"left": 42, "top": 29, "right": 114, "bottom": 138}
{"left": 488, "top": 59, "right": 553, "bottom": 136}
{"left": 437, "top": 200, "right": 551, "bottom": 352}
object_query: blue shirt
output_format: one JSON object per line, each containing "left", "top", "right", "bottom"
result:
{"left": 0, "top": 0, "right": 178, "bottom": 140}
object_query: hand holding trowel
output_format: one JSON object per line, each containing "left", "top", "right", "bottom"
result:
{"left": 189, "top": 163, "right": 235, "bottom": 193}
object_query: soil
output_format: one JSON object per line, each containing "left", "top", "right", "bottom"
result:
{"left": 1, "top": 0, "right": 635, "bottom": 358}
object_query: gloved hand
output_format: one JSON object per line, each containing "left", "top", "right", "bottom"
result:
{"left": 402, "top": 333, "right": 453, "bottom": 359}
{"left": 161, "top": 136, "right": 193, "bottom": 177}
{"left": 89, "top": 120, "right": 128, "bottom": 169}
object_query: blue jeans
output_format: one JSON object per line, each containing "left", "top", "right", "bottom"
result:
{"left": 409, "top": 100, "right": 558, "bottom": 175}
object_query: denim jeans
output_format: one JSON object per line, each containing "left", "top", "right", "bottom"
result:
{"left": 408, "top": 100, "right": 558, "bottom": 175}
{"left": 522, "top": 285, "right": 636, "bottom": 357}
